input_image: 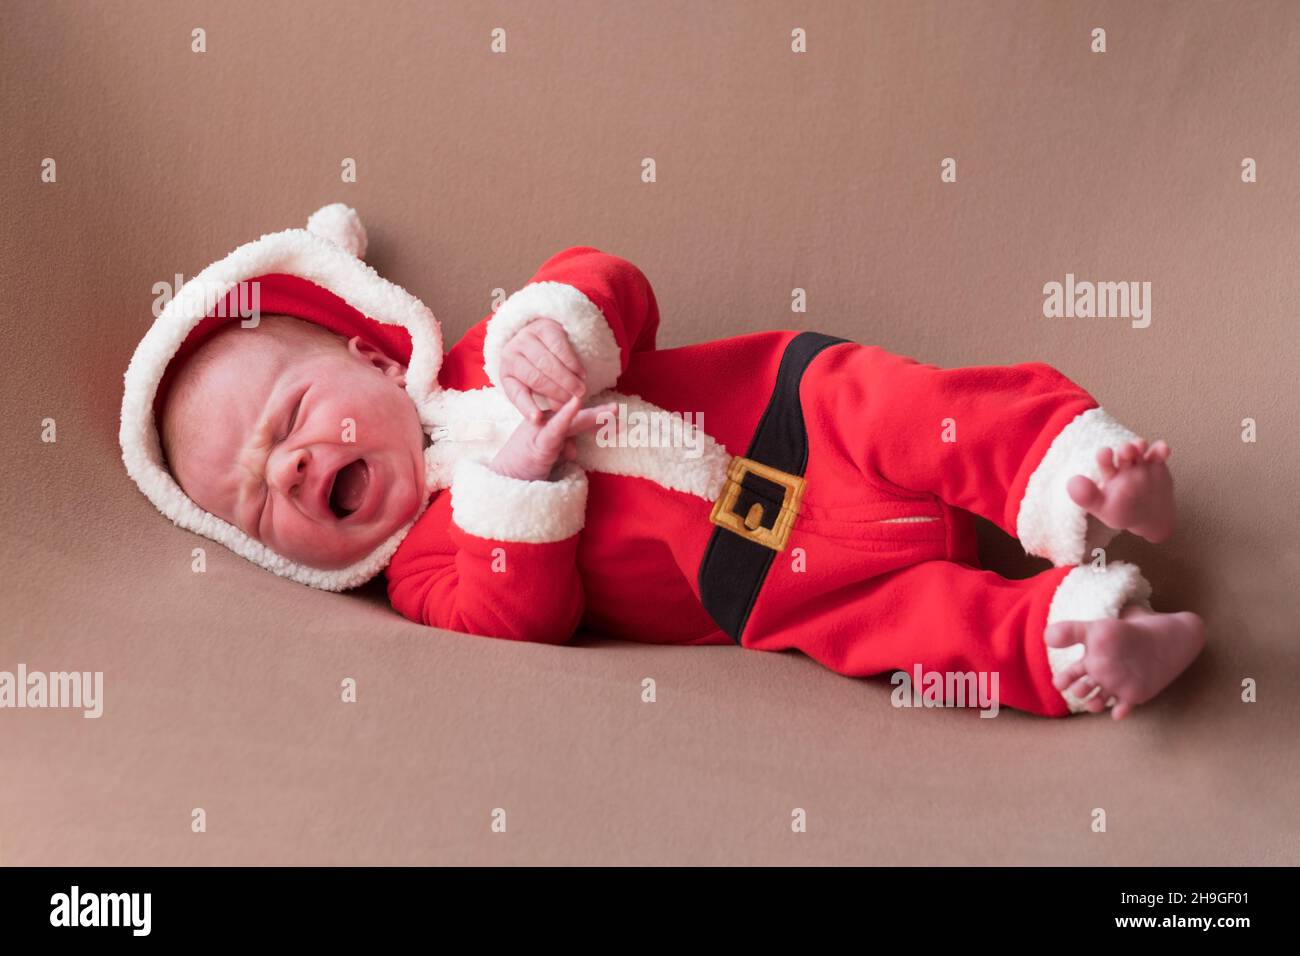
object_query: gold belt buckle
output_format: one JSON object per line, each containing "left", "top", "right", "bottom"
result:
{"left": 708, "top": 456, "right": 806, "bottom": 552}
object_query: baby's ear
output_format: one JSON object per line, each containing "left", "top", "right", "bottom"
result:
{"left": 347, "top": 336, "right": 407, "bottom": 387}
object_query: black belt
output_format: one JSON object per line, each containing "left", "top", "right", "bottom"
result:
{"left": 698, "top": 331, "right": 849, "bottom": 643}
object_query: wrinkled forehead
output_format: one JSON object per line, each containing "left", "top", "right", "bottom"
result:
{"left": 162, "top": 328, "right": 295, "bottom": 472}
{"left": 165, "top": 314, "right": 349, "bottom": 423}
{"left": 171, "top": 322, "right": 295, "bottom": 405}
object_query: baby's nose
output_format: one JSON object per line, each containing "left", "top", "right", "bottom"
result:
{"left": 267, "top": 445, "right": 311, "bottom": 498}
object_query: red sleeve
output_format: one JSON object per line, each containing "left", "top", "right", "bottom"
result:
{"left": 387, "top": 460, "right": 588, "bottom": 643}
{"left": 478, "top": 246, "right": 660, "bottom": 395}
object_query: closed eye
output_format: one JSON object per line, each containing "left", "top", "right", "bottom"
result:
{"left": 279, "top": 390, "right": 306, "bottom": 441}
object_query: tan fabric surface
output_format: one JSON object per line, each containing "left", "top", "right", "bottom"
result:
{"left": 1, "top": 0, "right": 1297, "bottom": 865}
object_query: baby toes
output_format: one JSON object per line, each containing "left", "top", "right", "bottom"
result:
{"left": 1115, "top": 441, "right": 1144, "bottom": 469}
{"left": 1052, "top": 659, "right": 1089, "bottom": 691}
{"left": 1066, "top": 474, "right": 1106, "bottom": 511}
{"left": 1096, "top": 446, "right": 1118, "bottom": 478}
{"left": 1145, "top": 439, "right": 1171, "bottom": 464}
{"left": 1066, "top": 675, "right": 1104, "bottom": 705}
{"left": 1084, "top": 688, "right": 1111, "bottom": 713}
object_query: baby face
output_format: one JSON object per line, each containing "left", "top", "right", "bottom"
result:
{"left": 162, "top": 317, "right": 426, "bottom": 570}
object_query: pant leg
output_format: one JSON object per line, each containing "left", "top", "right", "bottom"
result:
{"left": 744, "top": 558, "right": 1151, "bottom": 717}
{"left": 800, "top": 341, "right": 1143, "bottom": 567}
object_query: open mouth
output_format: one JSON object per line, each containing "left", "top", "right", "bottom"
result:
{"left": 328, "top": 459, "right": 370, "bottom": 519}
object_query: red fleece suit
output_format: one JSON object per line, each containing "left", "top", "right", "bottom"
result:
{"left": 387, "top": 248, "right": 1152, "bottom": 717}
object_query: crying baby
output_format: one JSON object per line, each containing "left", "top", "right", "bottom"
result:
{"left": 129, "top": 211, "right": 1205, "bottom": 721}
{"left": 160, "top": 313, "right": 613, "bottom": 570}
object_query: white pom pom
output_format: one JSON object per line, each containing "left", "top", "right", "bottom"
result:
{"left": 306, "top": 203, "right": 367, "bottom": 259}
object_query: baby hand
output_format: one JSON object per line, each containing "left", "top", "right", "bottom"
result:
{"left": 489, "top": 394, "right": 617, "bottom": 482}
{"left": 499, "top": 317, "right": 588, "bottom": 424}
{"left": 1066, "top": 439, "right": 1176, "bottom": 544}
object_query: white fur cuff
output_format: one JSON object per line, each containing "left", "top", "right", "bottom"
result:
{"left": 482, "top": 281, "right": 624, "bottom": 395}
{"left": 1016, "top": 407, "right": 1141, "bottom": 566}
{"left": 1045, "top": 561, "right": 1153, "bottom": 714}
{"left": 449, "top": 459, "right": 588, "bottom": 543}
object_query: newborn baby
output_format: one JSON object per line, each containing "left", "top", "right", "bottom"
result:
{"left": 161, "top": 315, "right": 1202, "bottom": 721}
{"left": 129, "top": 210, "right": 1203, "bottom": 720}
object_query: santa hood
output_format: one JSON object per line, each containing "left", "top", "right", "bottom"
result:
{"left": 120, "top": 203, "right": 445, "bottom": 592}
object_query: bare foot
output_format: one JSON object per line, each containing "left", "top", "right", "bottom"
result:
{"left": 1044, "top": 605, "right": 1206, "bottom": 719}
{"left": 1067, "top": 439, "right": 1175, "bottom": 544}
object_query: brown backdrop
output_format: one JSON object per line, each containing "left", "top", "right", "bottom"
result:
{"left": 2, "top": 0, "right": 1297, "bottom": 865}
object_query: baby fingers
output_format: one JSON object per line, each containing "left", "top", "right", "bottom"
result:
{"left": 529, "top": 318, "right": 587, "bottom": 381}
{"left": 505, "top": 343, "right": 584, "bottom": 407}
{"left": 502, "top": 374, "right": 545, "bottom": 424}
{"left": 567, "top": 402, "right": 619, "bottom": 436}
{"left": 538, "top": 394, "right": 585, "bottom": 439}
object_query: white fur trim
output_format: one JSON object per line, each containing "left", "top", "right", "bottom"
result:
{"left": 1016, "top": 407, "right": 1141, "bottom": 566}
{"left": 449, "top": 459, "right": 588, "bottom": 543}
{"left": 1045, "top": 561, "right": 1153, "bottom": 714}
{"left": 419, "top": 387, "right": 524, "bottom": 490}
{"left": 306, "top": 202, "right": 367, "bottom": 258}
{"left": 481, "top": 281, "right": 623, "bottom": 395}
{"left": 119, "top": 204, "right": 443, "bottom": 592}
{"left": 419, "top": 386, "right": 732, "bottom": 501}
{"left": 577, "top": 390, "right": 732, "bottom": 500}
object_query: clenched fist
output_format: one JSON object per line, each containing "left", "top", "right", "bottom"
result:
{"left": 499, "top": 317, "right": 588, "bottom": 423}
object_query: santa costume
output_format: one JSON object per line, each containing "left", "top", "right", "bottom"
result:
{"left": 121, "top": 204, "right": 1152, "bottom": 718}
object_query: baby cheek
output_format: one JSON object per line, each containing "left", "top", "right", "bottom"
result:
{"left": 394, "top": 472, "right": 424, "bottom": 523}
{"left": 272, "top": 510, "right": 346, "bottom": 564}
